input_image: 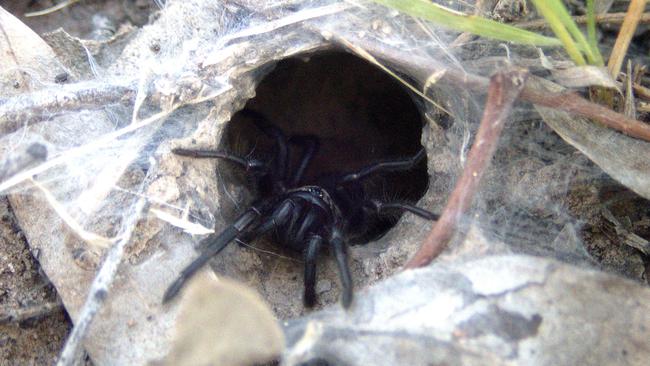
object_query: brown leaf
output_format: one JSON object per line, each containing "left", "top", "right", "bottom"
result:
{"left": 551, "top": 66, "right": 619, "bottom": 89}
{"left": 166, "top": 276, "right": 284, "bottom": 366}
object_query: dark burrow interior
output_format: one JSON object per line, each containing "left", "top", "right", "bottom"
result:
{"left": 220, "top": 52, "right": 429, "bottom": 245}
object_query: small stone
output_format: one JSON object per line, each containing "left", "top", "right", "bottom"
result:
{"left": 54, "top": 72, "right": 68, "bottom": 83}
{"left": 316, "top": 279, "right": 331, "bottom": 294}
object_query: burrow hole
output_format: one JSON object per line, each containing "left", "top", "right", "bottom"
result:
{"left": 221, "top": 52, "right": 429, "bottom": 243}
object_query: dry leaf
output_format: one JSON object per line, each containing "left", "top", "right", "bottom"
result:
{"left": 551, "top": 65, "right": 619, "bottom": 89}
{"left": 530, "top": 76, "right": 650, "bottom": 199}
{"left": 166, "top": 276, "right": 284, "bottom": 366}
{"left": 0, "top": 6, "right": 67, "bottom": 91}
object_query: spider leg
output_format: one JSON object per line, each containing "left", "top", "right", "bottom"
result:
{"left": 293, "top": 209, "right": 317, "bottom": 244}
{"left": 283, "top": 202, "right": 303, "bottom": 243}
{"left": 288, "top": 135, "right": 319, "bottom": 186}
{"left": 363, "top": 199, "right": 439, "bottom": 221}
{"left": 330, "top": 227, "right": 353, "bottom": 308}
{"left": 240, "top": 109, "right": 289, "bottom": 190}
{"left": 162, "top": 199, "right": 293, "bottom": 303}
{"left": 337, "top": 148, "right": 425, "bottom": 184}
{"left": 172, "top": 148, "right": 267, "bottom": 174}
{"left": 163, "top": 206, "right": 261, "bottom": 303}
{"left": 303, "top": 235, "right": 323, "bottom": 307}
{"left": 250, "top": 199, "right": 296, "bottom": 234}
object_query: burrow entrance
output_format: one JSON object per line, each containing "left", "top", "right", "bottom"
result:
{"left": 222, "top": 52, "right": 429, "bottom": 243}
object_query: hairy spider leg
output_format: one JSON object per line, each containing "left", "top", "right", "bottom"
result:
{"left": 330, "top": 227, "right": 353, "bottom": 308}
{"left": 282, "top": 204, "right": 300, "bottom": 244}
{"left": 288, "top": 135, "right": 319, "bottom": 186}
{"left": 240, "top": 109, "right": 290, "bottom": 191}
{"left": 162, "top": 205, "right": 262, "bottom": 303}
{"left": 294, "top": 209, "right": 318, "bottom": 244}
{"left": 251, "top": 199, "right": 295, "bottom": 234}
{"left": 338, "top": 148, "right": 426, "bottom": 184}
{"left": 363, "top": 199, "right": 439, "bottom": 221}
{"left": 172, "top": 148, "right": 267, "bottom": 173}
{"left": 264, "top": 189, "right": 338, "bottom": 306}
{"left": 162, "top": 198, "right": 294, "bottom": 303}
{"left": 303, "top": 235, "right": 323, "bottom": 307}
{"left": 231, "top": 199, "right": 300, "bottom": 252}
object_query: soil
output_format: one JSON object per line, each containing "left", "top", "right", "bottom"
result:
{"left": 0, "top": 197, "right": 70, "bottom": 366}
{"left": 0, "top": 2, "right": 156, "bottom": 365}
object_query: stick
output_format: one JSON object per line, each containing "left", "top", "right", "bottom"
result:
{"left": 0, "top": 300, "right": 63, "bottom": 324}
{"left": 405, "top": 69, "right": 528, "bottom": 268}
{"left": 333, "top": 35, "right": 650, "bottom": 142}
{"left": 55, "top": 198, "right": 146, "bottom": 366}
{"left": 0, "top": 81, "right": 135, "bottom": 136}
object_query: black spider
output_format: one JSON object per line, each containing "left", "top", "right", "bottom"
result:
{"left": 163, "top": 110, "right": 438, "bottom": 308}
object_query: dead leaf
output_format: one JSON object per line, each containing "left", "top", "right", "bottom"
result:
{"left": 166, "top": 276, "right": 284, "bottom": 366}
{"left": 551, "top": 65, "right": 619, "bottom": 89}
{"left": 0, "top": 6, "right": 67, "bottom": 92}
{"left": 530, "top": 76, "right": 650, "bottom": 200}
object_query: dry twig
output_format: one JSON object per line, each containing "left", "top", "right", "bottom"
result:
{"left": 334, "top": 36, "right": 650, "bottom": 142}
{"left": 406, "top": 69, "right": 528, "bottom": 268}
{"left": 0, "top": 300, "right": 63, "bottom": 325}
{"left": 24, "top": 0, "right": 81, "bottom": 17}
{"left": 55, "top": 198, "right": 146, "bottom": 366}
{"left": 0, "top": 81, "right": 136, "bottom": 136}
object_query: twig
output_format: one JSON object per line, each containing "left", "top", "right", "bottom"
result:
{"left": 607, "top": 0, "right": 648, "bottom": 78}
{"left": 633, "top": 83, "right": 650, "bottom": 101}
{"left": 220, "top": 2, "right": 352, "bottom": 45}
{"left": 24, "top": 0, "right": 80, "bottom": 17}
{"left": 0, "top": 300, "right": 63, "bottom": 325}
{"left": 332, "top": 36, "right": 650, "bottom": 142}
{"left": 0, "top": 81, "right": 136, "bottom": 136}
{"left": 519, "top": 81, "right": 650, "bottom": 140}
{"left": 516, "top": 12, "right": 650, "bottom": 29}
{"left": 624, "top": 61, "right": 637, "bottom": 118}
{"left": 55, "top": 197, "right": 146, "bottom": 366}
{"left": 405, "top": 69, "right": 528, "bottom": 268}
{"left": 0, "top": 105, "right": 173, "bottom": 194}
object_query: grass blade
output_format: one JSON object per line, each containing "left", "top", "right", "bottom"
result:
{"left": 586, "top": 0, "right": 598, "bottom": 57}
{"left": 607, "top": 0, "right": 648, "bottom": 77}
{"left": 371, "top": 0, "right": 561, "bottom": 47}
{"left": 545, "top": 0, "right": 603, "bottom": 65}
{"left": 531, "top": 0, "right": 586, "bottom": 65}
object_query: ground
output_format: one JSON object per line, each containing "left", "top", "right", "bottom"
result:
{"left": 0, "top": 197, "right": 70, "bottom": 365}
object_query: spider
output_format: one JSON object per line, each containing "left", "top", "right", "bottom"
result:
{"left": 163, "top": 110, "right": 438, "bottom": 308}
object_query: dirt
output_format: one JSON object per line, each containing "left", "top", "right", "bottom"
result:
{"left": 0, "top": 2, "right": 155, "bottom": 365}
{"left": 0, "top": 197, "right": 70, "bottom": 365}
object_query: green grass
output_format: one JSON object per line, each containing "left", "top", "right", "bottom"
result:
{"left": 530, "top": 0, "right": 604, "bottom": 65}
{"left": 372, "top": 0, "right": 604, "bottom": 66}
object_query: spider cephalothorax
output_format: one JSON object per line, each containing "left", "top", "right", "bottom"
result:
{"left": 163, "top": 110, "right": 438, "bottom": 308}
